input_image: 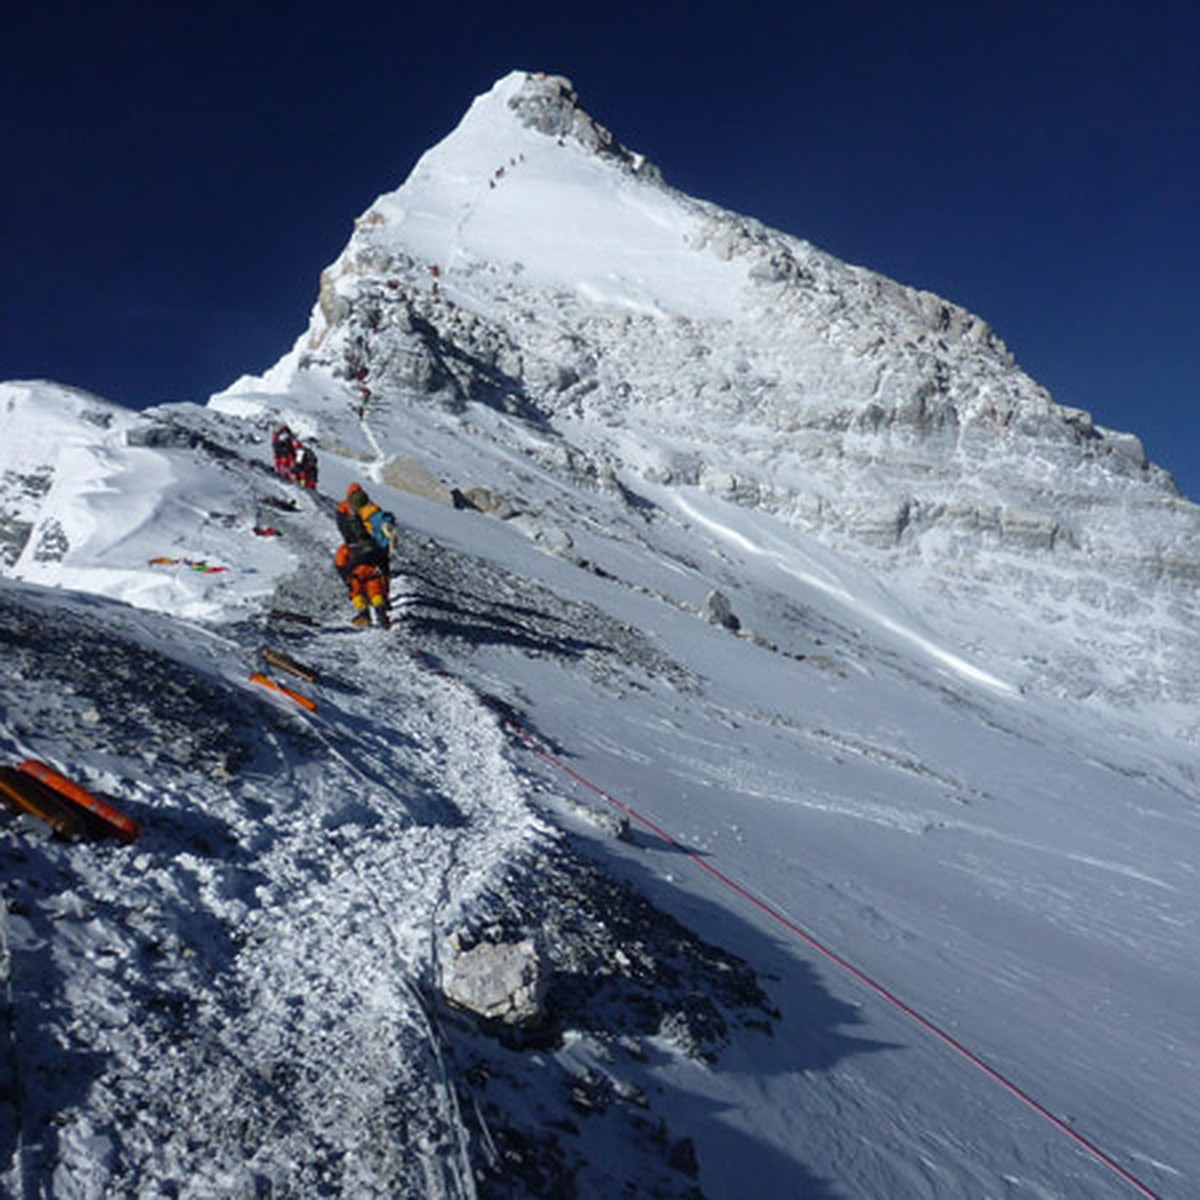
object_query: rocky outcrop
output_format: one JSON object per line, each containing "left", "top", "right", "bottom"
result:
{"left": 459, "top": 485, "right": 519, "bottom": 519}
{"left": 507, "top": 73, "right": 663, "bottom": 181}
{"left": 441, "top": 933, "right": 547, "bottom": 1027}
{"left": 700, "top": 589, "right": 741, "bottom": 632}
{"left": 378, "top": 454, "right": 457, "bottom": 506}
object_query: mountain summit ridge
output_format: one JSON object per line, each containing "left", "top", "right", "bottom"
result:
{"left": 213, "top": 70, "right": 1200, "bottom": 734}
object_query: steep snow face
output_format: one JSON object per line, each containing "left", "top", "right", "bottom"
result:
{"left": 370, "top": 71, "right": 745, "bottom": 322}
{"left": 213, "top": 71, "right": 1200, "bottom": 737}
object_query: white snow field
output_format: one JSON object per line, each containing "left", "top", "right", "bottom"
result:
{"left": 3, "top": 72, "right": 1199, "bottom": 1198}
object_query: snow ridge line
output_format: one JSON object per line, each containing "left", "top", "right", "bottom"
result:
{"left": 504, "top": 725, "right": 1163, "bottom": 1200}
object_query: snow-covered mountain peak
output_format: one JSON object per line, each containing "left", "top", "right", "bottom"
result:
{"left": 4, "top": 78, "right": 1200, "bottom": 1200}
{"left": 207, "top": 73, "right": 1200, "bottom": 738}
{"left": 309, "top": 70, "right": 746, "bottom": 339}
{"left": 401, "top": 70, "right": 663, "bottom": 209}
{"left": 493, "top": 71, "right": 654, "bottom": 172}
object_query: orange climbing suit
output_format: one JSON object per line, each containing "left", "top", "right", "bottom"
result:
{"left": 333, "top": 543, "right": 388, "bottom": 612}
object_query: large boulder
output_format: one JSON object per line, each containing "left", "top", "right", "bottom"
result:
{"left": 440, "top": 934, "right": 547, "bottom": 1027}
{"left": 700, "top": 589, "right": 741, "bottom": 632}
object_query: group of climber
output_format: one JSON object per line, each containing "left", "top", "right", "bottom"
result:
{"left": 268, "top": 423, "right": 399, "bottom": 630}
{"left": 271, "top": 424, "right": 319, "bottom": 489}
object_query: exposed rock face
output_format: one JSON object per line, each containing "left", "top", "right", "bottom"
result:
{"left": 0, "top": 469, "right": 48, "bottom": 567}
{"left": 507, "top": 73, "right": 664, "bottom": 181}
{"left": 700, "top": 589, "right": 741, "bottom": 632}
{"left": 459, "top": 484, "right": 519, "bottom": 519}
{"left": 378, "top": 454, "right": 456, "bottom": 506}
{"left": 441, "top": 934, "right": 547, "bottom": 1027}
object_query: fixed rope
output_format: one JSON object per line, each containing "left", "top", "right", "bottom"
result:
{"left": 498, "top": 720, "right": 1163, "bottom": 1200}
{"left": 383, "top": 620, "right": 1163, "bottom": 1199}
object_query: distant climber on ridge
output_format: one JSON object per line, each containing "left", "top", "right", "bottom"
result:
{"left": 294, "top": 442, "right": 319, "bottom": 490}
{"left": 334, "top": 483, "right": 398, "bottom": 629}
{"left": 271, "top": 424, "right": 298, "bottom": 481}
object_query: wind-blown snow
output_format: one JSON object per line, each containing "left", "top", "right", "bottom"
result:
{"left": 4, "top": 70, "right": 1200, "bottom": 1199}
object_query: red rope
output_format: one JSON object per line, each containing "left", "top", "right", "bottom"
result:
{"left": 504, "top": 720, "right": 1163, "bottom": 1200}
{"left": 390, "top": 629, "right": 1161, "bottom": 1197}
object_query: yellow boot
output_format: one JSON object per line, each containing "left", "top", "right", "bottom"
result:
{"left": 351, "top": 594, "right": 371, "bottom": 628}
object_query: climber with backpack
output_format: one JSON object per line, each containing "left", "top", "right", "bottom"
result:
{"left": 334, "top": 482, "right": 398, "bottom": 628}
{"left": 272, "top": 424, "right": 298, "bottom": 481}
{"left": 294, "top": 442, "right": 319, "bottom": 490}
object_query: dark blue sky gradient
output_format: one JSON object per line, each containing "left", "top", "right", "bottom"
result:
{"left": 4, "top": 2, "right": 1198, "bottom": 497}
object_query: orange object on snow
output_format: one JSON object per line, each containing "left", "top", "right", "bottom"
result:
{"left": 249, "top": 672, "right": 318, "bottom": 712}
{"left": 0, "top": 766, "right": 95, "bottom": 840}
{"left": 17, "top": 760, "right": 140, "bottom": 843}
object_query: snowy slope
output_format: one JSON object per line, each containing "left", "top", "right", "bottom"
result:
{"left": 3, "top": 70, "right": 1200, "bottom": 1199}
{"left": 219, "top": 70, "right": 1200, "bottom": 740}
{"left": 0, "top": 382, "right": 295, "bottom": 618}
{"left": 3, "top": 385, "right": 1197, "bottom": 1198}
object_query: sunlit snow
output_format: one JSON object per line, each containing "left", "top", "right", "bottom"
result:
{"left": 3, "top": 71, "right": 1198, "bottom": 1200}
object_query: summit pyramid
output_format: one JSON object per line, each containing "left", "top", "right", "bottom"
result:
{"left": 214, "top": 70, "right": 1200, "bottom": 737}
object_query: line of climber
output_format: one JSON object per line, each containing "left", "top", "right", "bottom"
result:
{"left": 266, "top": 422, "right": 399, "bottom": 632}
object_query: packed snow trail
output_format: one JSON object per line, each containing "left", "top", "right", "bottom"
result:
{"left": 0, "top": 581, "right": 544, "bottom": 1198}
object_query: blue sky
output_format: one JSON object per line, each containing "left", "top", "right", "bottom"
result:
{"left": 4, "top": 2, "right": 1198, "bottom": 497}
